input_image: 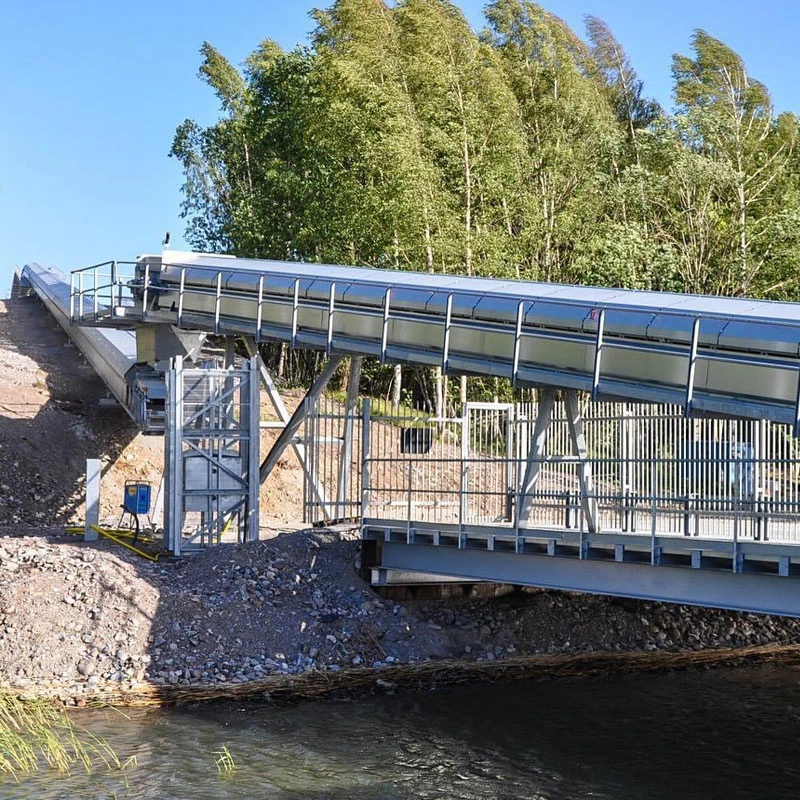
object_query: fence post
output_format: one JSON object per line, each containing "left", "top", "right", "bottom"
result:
{"left": 406, "top": 458, "right": 414, "bottom": 543}
{"left": 360, "top": 398, "right": 371, "bottom": 526}
{"left": 459, "top": 403, "right": 469, "bottom": 531}
{"left": 733, "top": 454, "right": 741, "bottom": 573}
{"left": 683, "top": 495, "right": 692, "bottom": 536}
{"left": 564, "top": 491, "right": 573, "bottom": 529}
{"left": 650, "top": 461, "right": 658, "bottom": 565}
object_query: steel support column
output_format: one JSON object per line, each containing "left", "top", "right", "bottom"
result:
{"left": 564, "top": 389, "right": 599, "bottom": 533}
{"left": 336, "top": 356, "right": 362, "bottom": 520}
{"left": 518, "top": 387, "right": 556, "bottom": 523}
{"left": 163, "top": 355, "right": 260, "bottom": 556}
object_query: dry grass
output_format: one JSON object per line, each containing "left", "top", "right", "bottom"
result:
{"left": 39, "top": 642, "right": 800, "bottom": 709}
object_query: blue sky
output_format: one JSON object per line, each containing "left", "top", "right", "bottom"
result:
{"left": 1, "top": 0, "right": 798, "bottom": 295}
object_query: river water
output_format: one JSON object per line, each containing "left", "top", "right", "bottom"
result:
{"left": 7, "top": 664, "right": 800, "bottom": 799}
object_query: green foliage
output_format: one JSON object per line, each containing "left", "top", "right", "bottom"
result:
{"left": 170, "top": 1, "right": 800, "bottom": 393}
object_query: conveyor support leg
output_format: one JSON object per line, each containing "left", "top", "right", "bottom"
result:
{"left": 259, "top": 356, "right": 345, "bottom": 486}
{"left": 519, "top": 388, "right": 556, "bottom": 523}
{"left": 564, "top": 389, "right": 599, "bottom": 533}
{"left": 242, "top": 337, "right": 334, "bottom": 519}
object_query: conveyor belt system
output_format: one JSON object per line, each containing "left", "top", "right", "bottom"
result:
{"left": 73, "top": 250, "right": 800, "bottom": 430}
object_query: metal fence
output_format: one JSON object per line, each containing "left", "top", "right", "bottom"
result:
{"left": 303, "top": 393, "right": 363, "bottom": 524}
{"left": 353, "top": 398, "right": 800, "bottom": 544}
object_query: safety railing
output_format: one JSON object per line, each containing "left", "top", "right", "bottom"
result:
{"left": 362, "top": 453, "right": 800, "bottom": 545}
{"left": 69, "top": 260, "right": 139, "bottom": 324}
{"left": 359, "top": 399, "right": 800, "bottom": 547}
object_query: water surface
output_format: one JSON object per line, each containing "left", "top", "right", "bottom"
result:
{"left": 7, "top": 665, "right": 800, "bottom": 799}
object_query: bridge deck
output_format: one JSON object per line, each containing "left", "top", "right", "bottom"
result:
{"left": 365, "top": 518, "right": 800, "bottom": 616}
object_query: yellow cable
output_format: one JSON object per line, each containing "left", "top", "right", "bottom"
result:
{"left": 89, "top": 525, "right": 160, "bottom": 562}
{"left": 65, "top": 525, "right": 157, "bottom": 543}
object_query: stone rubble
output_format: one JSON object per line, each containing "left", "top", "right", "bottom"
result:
{"left": 0, "top": 525, "right": 798, "bottom": 702}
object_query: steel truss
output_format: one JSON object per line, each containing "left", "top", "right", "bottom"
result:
{"left": 164, "top": 355, "right": 260, "bottom": 555}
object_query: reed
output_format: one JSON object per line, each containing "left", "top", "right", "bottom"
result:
{"left": 0, "top": 692, "right": 122, "bottom": 779}
{"left": 214, "top": 745, "right": 236, "bottom": 775}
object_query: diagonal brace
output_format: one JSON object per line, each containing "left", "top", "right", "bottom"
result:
{"left": 259, "top": 355, "right": 345, "bottom": 484}
{"left": 518, "top": 387, "right": 557, "bottom": 523}
{"left": 242, "top": 338, "right": 334, "bottom": 517}
{"left": 564, "top": 389, "right": 599, "bottom": 533}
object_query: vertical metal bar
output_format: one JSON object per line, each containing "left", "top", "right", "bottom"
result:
{"left": 406, "top": 458, "right": 413, "bottom": 541}
{"left": 591, "top": 308, "right": 605, "bottom": 401}
{"left": 361, "top": 398, "right": 371, "bottom": 524}
{"left": 110, "top": 260, "right": 118, "bottom": 313}
{"left": 337, "top": 357, "right": 362, "bottom": 519}
{"left": 214, "top": 271, "right": 223, "bottom": 334}
{"left": 256, "top": 275, "right": 264, "bottom": 339}
{"left": 650, "top": 460, "right": 657, "bottom": 565}
{"left": 69, "top": 270, "right": 76, "bottom": 321}
{"left": 506, "top": 404, "right": 515, "bottom": 521}
{"left": 380, "top": 289, "right": 391, "bottom": 363}
{"left": 685, "top": 317, "right": 701, "bottom": 416}
{"left": 733, "top": 450, "right": 741, "bottom": 570}
{"left": 247, "top": 356, "right": 261, "bottom": 542}
{"left": 459, "top": 403, "right": 468, "bottom": 535}
{"left": 791, "top": 363, "right": 800, "bottom": 437}
{"left": 512, "top": 301, "right": 524, "bottom": 387}
{"left": 92, "top": 267, "right": 100, "bottom": 322}
{"left": 327, "top": 282, "right": 336, "bottom": 355}
{"left": 141, "top": 262, "right": 150, "bottom": 323}
{"left": 166, "top": 356, "right": 184, "bottom": 556}
{"left": 113, "top": 260, "right": 122, "bottom": 309}
{"left": 177, "top": 267, "right": 186, "bottom": 327}
{"left": 442, "top": 294, "right": 453, "bottom": 374}
{"left": 291, "top": 277, "right": 300, "bottom": 347}
{"left": 79, "top": 270, "right": 85, "bottom": 320}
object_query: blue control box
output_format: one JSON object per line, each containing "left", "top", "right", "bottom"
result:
{"left": 123, "top": 482, "right": 151, "bottom": 515}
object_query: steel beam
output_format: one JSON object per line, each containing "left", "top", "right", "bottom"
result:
{"left": 564, "top": 389, "right": 599, "bottom": 533}
{"left": 378, "top": 540, "right": 800, "bottom": 618}
{"left": 336, "top": 356, "right": 362, "bottom": 519}
{"left": 259, "top": 356, "right": 345, "bottom": 484}
{"left": 518, "top": 388, "right": 556, "bottom": 522}
{"left": 241, "top": 337, "right": 333, "bottom": 517}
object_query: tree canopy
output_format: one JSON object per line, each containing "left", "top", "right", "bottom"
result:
{"left": 171, "top": 1, "right": 800, "bottom": 303}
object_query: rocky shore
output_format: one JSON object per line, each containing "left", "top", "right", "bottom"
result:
{"left": 0, "top": 524, "right": 799, "bottom": 704}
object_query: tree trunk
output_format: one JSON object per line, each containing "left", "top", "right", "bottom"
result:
{"left": 392, "top": 364, "right": 402, "bottom": 409}
{"left": 277, "top": 342, "right": 286, "bottom": 381}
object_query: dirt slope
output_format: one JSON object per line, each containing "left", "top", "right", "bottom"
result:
{"left": 0, "top": 296, "right": 307, "bottom": 528}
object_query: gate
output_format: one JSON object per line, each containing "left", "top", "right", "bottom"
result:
{"left": 463, "top": 403, "right": 515, "bottom": 523}
{"left": 302, "top": 393, "right": 363, "bottom": 525}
